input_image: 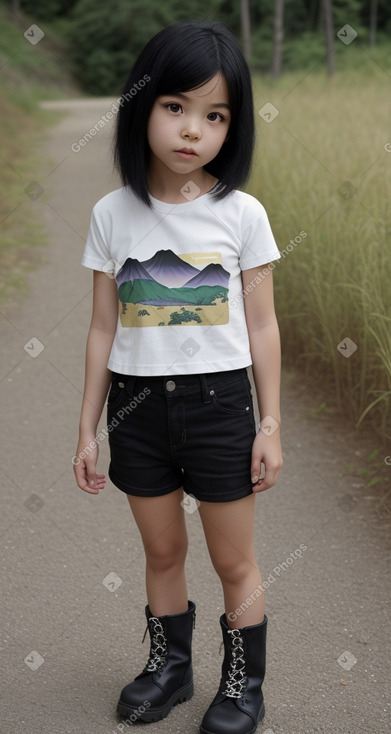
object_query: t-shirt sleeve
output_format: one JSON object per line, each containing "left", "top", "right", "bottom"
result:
{"left": 239, "top": 202, "right": 281, "bottom": 271}
{"left": 81, "top": 204, "right": 114, "bottom": 273}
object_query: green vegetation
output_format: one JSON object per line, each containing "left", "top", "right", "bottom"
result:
{"left": 118, "top": 279, "right": 228, "bottom": 306}
{"left": 0, "top": 4, "right": 79, "bottom": 301}
{"left": 249, "top": 62, "right": 391, "bottom": 440}
{"left": 168, "top": 308, "right": 202, "bottom": 325}
{"left": 4, "top": 0, "right": 391, "bottom": 94}
{"left": 0, "top": 3, "right": 79, "bottom": 103}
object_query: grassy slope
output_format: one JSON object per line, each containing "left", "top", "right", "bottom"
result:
{"left": 0, "top": 4, "right": 81, "bottom": 300}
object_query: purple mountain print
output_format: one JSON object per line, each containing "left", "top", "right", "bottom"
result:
{"left": 141, "top": 250, "right": 200, "bottom": 288}
{"left": 116, "top": 249, "right": 230, "bottom": 309}
{"left": 116, "top": 258, "right": 156, "bottom": 287}
{"left": 183, "top": 263, "right": 229, "bottom": 288}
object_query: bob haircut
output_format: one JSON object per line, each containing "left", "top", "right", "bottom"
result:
{"left": 114, "top": 20, "right": 255, "bottom": 208}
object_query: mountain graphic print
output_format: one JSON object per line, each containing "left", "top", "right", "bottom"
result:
{"left": 116, "top": 249, "right": 230, "bottom": 327}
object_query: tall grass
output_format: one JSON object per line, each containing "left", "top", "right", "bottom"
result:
{"left": 249, "top": 54, "right": 391, "bottom": 439}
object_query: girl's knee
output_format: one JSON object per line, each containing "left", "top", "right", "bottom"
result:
{"left": 213, "top": 555, "right": 256, "bottom": 585}
{"left": 145, "top": 537, "right": 187, "bottom": 572}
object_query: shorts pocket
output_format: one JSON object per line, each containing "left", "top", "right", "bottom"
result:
{"left": 209, "top": 377, "right": 253, "bottom": 417}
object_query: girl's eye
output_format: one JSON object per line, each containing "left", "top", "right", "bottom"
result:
{"left": 166, "top": 103, "right": 182, "bottom": 113}
{"left": 207, "top": 112, "right": 225, "bottom": 122}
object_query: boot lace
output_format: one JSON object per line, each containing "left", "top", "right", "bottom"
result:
{"left": 144, "top": 617, "right": 167, "bottom": 672}
{"left": 223, "top": 628, "right": 247, "bottom": 698}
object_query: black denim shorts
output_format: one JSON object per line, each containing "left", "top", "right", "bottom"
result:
{"left": 106, "top": 368, "right": 257, "bottom": 503}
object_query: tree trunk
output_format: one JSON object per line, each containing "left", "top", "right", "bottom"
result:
{"left": 240, "top": 0, "right": 252, "bottom": 64}
{"left": 271, "top": 0, "right": 284, "bottom": 78}
{"left": 322, "top": 0, "right": 336, "bottom": 76}
{"left": 369, "top": 0, "right": 378, "bottom": 47}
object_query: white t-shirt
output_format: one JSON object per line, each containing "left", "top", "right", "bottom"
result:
{"left": 81, "top": 186, "right": 281, "bottom": 375}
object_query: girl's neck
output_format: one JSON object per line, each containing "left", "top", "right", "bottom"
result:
{"left": 147, "top": 162, "right": 218, "bottom": 204}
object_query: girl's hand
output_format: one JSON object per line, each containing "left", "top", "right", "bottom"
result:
{"left": 250, "top": 429, "right": 282, "bottom": 493}
{"left": 73, "top": 437, "right": 106, "bottom": 495}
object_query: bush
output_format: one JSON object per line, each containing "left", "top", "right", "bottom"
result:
{"left": 67, "top": 0, "right": 172, "bottom": 95}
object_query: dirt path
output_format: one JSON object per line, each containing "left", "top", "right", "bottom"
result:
{"left": 1, "top": 98, "right": 390, "bottom": 734}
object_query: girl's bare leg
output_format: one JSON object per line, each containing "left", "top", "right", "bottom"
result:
{"left": 126, "top": 488, "right": 188, "bottom": 616}
{"left": 198, "top": 493, "right": 264, "bottom": 627}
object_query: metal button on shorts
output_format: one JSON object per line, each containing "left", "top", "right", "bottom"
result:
{"left": 165, "top": 380, "right": 176, "bottom": 392}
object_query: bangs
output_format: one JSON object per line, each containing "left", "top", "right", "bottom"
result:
{"left": 155, "top": 36, "right": 221, "bottom": 97}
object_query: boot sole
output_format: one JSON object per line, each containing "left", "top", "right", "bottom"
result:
{"left": 199, "top": 700, "right": 265, "bottom": 734}
{"left": 117, "top": 680, "right": 194, "bottom": 722}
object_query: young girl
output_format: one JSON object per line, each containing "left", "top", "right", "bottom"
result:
{"left": 74, "top": 20, "right": 282, "bottom": 734}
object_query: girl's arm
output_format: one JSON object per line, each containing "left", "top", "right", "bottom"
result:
{"left": 242, "top": 265, "right": 283, "bottom": 492}
{"left": 74, "top": 270, "right": 118, "bottom": 494}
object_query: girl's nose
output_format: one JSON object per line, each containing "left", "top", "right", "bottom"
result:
{"left": 182, "top": 123, "right": 201, "bottom": 141}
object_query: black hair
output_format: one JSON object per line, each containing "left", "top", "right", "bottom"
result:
{"left": 114, "top": 20, "right": 255, "bottom": 208}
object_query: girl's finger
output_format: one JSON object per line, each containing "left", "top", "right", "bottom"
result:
{"left": 74, "top": 460, "right": 105, "bottom": 494}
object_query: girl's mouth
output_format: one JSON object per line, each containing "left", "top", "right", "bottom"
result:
{"left": 175, "top": 149, "right": 197, "bottom": 160}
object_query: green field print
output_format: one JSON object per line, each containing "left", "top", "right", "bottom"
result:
{"left": 116, "top": 250, "right": 230, "bottom": 327}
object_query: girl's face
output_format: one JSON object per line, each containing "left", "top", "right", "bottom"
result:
{"left": 147, "top": 73, "right": 231, "bottom": 180}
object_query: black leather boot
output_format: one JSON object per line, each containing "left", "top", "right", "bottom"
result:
{"left": 117, "top": 601, "right": 196, "bottom": 722}
{"left": 200, "top": 614, "right": 267, "bottom": 734}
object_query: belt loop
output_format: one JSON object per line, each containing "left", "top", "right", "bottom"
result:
{"left": 199, "top": 373, "right": 211, "bottom": 403}
{"left": 125, "top": 376, "right": 137, "bottom": 399}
